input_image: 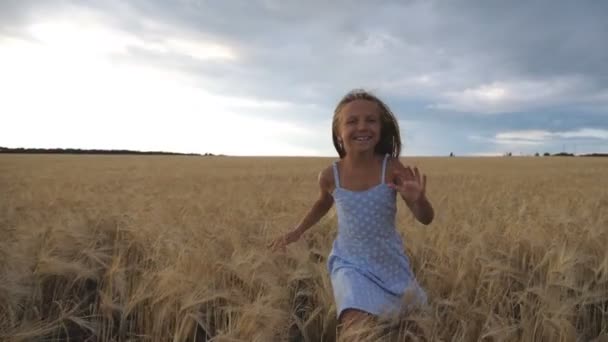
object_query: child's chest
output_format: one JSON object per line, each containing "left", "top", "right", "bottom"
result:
{"left": 339, "top": 168, "right": 383, "bottom": 191}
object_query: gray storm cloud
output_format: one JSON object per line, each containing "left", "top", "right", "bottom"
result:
{"left": 1, "top": 0, "right": 606, "bottom": 155}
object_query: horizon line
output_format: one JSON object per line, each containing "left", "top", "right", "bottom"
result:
{"left": 1, "top": 145, "right": 605, "bottom": 158}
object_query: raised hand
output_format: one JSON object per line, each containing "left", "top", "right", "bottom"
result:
{"left": 387, "top": 165, "right": 427, "bottom": 203}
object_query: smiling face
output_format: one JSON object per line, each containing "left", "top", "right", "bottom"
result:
{"left": 335, "top": 100, "right": 382, "bottom": 156}
{"left": 331, "top": 89, "right": 402, "bottom": 158}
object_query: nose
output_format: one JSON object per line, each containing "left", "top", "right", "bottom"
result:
{"left": 357, "top": 120, "right": 368, "bottom": 131}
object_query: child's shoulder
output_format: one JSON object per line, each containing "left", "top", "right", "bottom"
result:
{"left": 318, "top": 163, "right": 336, "bottom": 193}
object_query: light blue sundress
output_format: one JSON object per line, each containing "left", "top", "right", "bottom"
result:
{"left": 328, "top": 154, "right": 427, "bottom": 319}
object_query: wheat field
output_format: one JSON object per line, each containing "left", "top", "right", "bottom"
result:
{"left": 1, "top": 154, "right": 607, "bottom": 341}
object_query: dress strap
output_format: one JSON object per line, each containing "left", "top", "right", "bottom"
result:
{"left": 332, "top": 161, "right": 341, "bottom": 188}
{"left": 381, "top": 154, "right": 389, "bottom": 184}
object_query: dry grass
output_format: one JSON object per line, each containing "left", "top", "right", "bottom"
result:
{"left": 0, "top": 154, "right": 607, "bottom": 341}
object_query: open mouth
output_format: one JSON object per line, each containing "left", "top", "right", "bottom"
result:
{"left": 354, "top": 136, "right": 372, "bottom": 141}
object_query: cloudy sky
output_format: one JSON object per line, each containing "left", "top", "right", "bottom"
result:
{"left": 1, "top": 0, "right": 607, "bottom": 156}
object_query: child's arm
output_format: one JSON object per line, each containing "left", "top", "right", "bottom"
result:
{"left": 388, "top": 159, "right": 435, "bottom": 225}
{"left": 292, "top": 172, "right": 334, "bottom": 236}
{"left": 405, "top": 192, "right": 434, "bottom": 225}
{"left": 269, "top": 167, "right": 334, "bottom": 251}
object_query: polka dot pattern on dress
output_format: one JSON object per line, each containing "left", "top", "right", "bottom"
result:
{"left": 327, "top": 154, "right": 427, "bottom": 318}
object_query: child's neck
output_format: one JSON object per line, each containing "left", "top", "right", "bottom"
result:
{"left": 343, "top": 151, "right": 379, "bottom": 168}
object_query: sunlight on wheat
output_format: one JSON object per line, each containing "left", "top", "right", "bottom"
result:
{"left": 0, "top": 155, "right": 607, "bottom": 341}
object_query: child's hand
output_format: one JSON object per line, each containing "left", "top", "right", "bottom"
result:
{"left": 268, "top": 229, "right": 302, "bottom": 252}
{"left": 388, "top": 166, "right": 427, "bottom": 203}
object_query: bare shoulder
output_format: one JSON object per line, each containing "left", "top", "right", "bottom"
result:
{"left": 318, "top": 164, "right": 336, "bottom": 193}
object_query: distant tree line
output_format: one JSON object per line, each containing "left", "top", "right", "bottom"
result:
{"left": 577, "top": 153, "right": 608, "bottom": 157}
{"left": 536, "top": 152, "right": 608, "bottom": 157}
{"left": 508, "top": 151, "right": 607, "bottom": 157}
{"left": 447, "top": 151, "right": 607, "bottom": 157}
{"left": 0, "top": 147, "right": 217, "bottom": 156}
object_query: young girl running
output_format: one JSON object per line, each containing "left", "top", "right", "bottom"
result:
{"left": 269, "top": 89, "right": 434, "bottom": 333}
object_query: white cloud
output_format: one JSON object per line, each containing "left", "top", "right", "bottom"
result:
{"left": 493, "top": 139, "right": 545, "bottom": 146}
{"left": 476, "top": 128, "right": 608, "bottom": 155}
{"left": 559, "top": 128, "right": 608, "bottom": 140}
{"left": 495, "top": 130, "right": 554, "bottom": 141}
{"left": 495, "top": 128, "right": 608, "bottom": 143}
{"left": 0, "top": 27, "right": 317, "bottom": 156}
{"left": 163, "top": 38, "right": 237, "bottom": 61}
{"left": 467, "top": 152, "right": 505, "bottom": 157}
{"left": 346, "top": 29, "right": 403, "bottom": 55}
{"left": 25, "top": 15, "right": 239, "bottom": 63}
{"left": 462, "top": 129, "right": 608, "bottom": 156}
{"left": 432, "top": 77, "right": 588, "bottom": 114}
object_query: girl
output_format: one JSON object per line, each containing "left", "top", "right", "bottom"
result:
{"left": 269, "top": 89, "right": 434, "bottom": 334}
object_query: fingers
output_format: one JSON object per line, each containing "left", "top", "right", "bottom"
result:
{"left": 268, "top": 234, "right": 294, "bottom": 253}
{"left": 392, "top": 169, "right": 404, "bottom": 184}
{"left": 413, "top": 167, "right": 421, "bottom": 184}
{"left": 409, "top": 165, "right": 426, "bottom": 187}
{"left": 394, "top": 167, "right": 414, "bottom": 184}
{"left": 422, "top": 174, "right": 427, "bottom": 192}
{"left": 267, "top": 237, "right": 284, "bottom": 252}
{"left": 404, "top": 167, "right": 415, "bottom": 181}
{"left": 267, "top": 236, "right": 279, "bottom": 248}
